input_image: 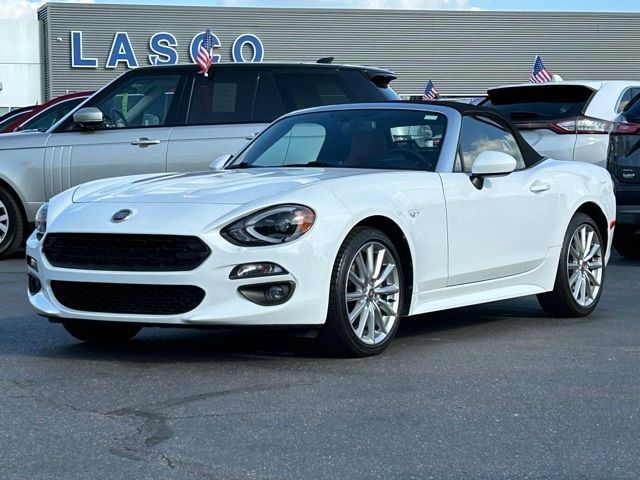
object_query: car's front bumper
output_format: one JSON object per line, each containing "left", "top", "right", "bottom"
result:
{"left": 26, "top": 229, "right": 332, "bottom": 327}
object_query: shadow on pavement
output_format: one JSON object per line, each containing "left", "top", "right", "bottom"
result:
{"left": 21, "top": 297, "right": 551, "bottom": 363}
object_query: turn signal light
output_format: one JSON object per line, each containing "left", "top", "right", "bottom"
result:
{"left": 229, "top": 262, "right": 287, "bottom": 279}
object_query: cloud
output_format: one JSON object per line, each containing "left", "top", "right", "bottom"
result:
{"left": 0, "top": 0, "right": 94, "bottom": 20}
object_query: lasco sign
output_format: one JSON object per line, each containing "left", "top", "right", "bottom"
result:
{"left": 70, "top": 31, "right": 264, "bottom": 69}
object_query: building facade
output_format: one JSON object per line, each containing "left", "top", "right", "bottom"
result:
{"left": 0, "top": 20, "right": 43, "bottom": 114}
{"left": 5, "top": 3, "right": 640, "bottom": 106}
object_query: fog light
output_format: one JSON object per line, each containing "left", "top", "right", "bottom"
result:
{"left": 27, "top": 256, "right": 38, "bottom": 272}
{"left": 238, "top": 282, "right": 294, "bottom": 306}
{"left": 28, "top": 273, "right": 41, "bottom": 295}
{"left": 229, "top": 262, "right": 287, "bottom": 279}
{"left": 265, "top": 285, "right": 286, "bottom": 303}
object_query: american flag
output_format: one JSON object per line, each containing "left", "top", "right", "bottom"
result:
{"left": 422, "top": 79, "right": 439, "bottom": 100}
{"left": 197, "top": 28, "right": 216, "bottom": 75}
{"left": 529, "top": 56, "right": 553, "bottom": 83}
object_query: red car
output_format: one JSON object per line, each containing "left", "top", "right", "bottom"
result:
{"left": 1, "top": 91, "right": 92, "bottom": 133}
{"left": 0, "top": 106, "right": 34, "bottom": 132}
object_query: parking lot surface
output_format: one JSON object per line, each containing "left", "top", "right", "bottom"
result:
{"left": 1, "top": 252, "right": 639, "bottom": 480}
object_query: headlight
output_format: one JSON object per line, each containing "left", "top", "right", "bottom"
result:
{"left": 35, "top": 203, "right": 49, "bottom": 234}
{"left": 222, "top": 205, "right": 315, "bottom": 246}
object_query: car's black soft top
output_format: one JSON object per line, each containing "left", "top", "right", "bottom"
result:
{"left": 404, "top": 100, "right": 545, "bottom": 166}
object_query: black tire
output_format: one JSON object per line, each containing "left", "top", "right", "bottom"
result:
{"left": 537, "top": 213, "right": 605, "bottom": 317}
{"left": 0, "top": 186, "right": 25, "bottom": 260}
{"left": 613, "top": 226, "right": 640, "bottom": 259}
{"left": 61, "top": 320, "right": 142, "bottom": 344}
{"left": 319, "top": 227, "right": 404, "bottom": 357}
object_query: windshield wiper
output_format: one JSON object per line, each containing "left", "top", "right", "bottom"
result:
{"left": 284, "top": 161, "right": 335, "bottom": 168}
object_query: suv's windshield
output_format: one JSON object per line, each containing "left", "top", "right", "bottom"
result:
{"left": 228, "top": 109, "right": 446, "bottom": 172}
{"left": 483, "top": 85, "right": 594, "bottom": 122}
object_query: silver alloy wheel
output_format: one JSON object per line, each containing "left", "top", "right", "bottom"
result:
{"left": 0, "top": 199, "right": 8, "bottom": 244}
{"left": 567, "top": 223, "right": 603, "bottom": 307}
{"left": 345, "top": 241, "right": 401, "bottom": 345}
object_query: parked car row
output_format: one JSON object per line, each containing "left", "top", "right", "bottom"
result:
{"left": 0, "top": 62, "right": 398, "bottom": 258}
{"left": 1, "top": 62, "right": 639, "bottom": 262}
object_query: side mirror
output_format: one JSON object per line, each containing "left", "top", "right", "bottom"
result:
{"left": 470, "top": 151, "right": 517, "bottom": 189}
{"left": 73, "top": 107, "right": 104, "bottom": 130}
{"left": 209, "top": 153, "right": 233, "bottom": 170}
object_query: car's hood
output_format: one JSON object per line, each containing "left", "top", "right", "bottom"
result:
{"left": 0, "top": 130, "right": 49, "bottom": 149}
{"left": 72, "top": 168, "right": 379, "bottom": 205}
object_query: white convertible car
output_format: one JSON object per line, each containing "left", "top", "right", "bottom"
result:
{"left": 26, "top": 102, "right": 616, "bottom": 356}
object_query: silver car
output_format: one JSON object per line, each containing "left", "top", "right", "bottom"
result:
{"left": 0, "top": 62, "right": 399, "bottom": 258}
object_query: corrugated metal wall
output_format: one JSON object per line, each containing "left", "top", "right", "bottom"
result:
{"left": 39, "top": 3, "right": 640, "bottom": 100}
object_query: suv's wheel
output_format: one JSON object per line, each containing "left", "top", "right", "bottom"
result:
{"left": 613, "top": 226, "right": 640, "bottom": 259}
{"left": 319, "top": 227, "right": 404, "bottom": 357}
{"left": 0, "top": 187, "right": 25, "bottom": 260}
{"left": 538, "top": 213, "right": 605, "bottom": 317}
{"left": 61, "top": 320, "right": 142, "bottom": 344}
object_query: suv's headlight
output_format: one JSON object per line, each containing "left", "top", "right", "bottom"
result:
{"left": 35, "top": 203, "right": 49, "bottom": 234}
{"left": 222, "top": 205, "right": 315, "bottom": 246}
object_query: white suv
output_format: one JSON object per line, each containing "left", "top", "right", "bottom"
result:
{"left": 482, "top": 81, "right": 640, "bottom": 167}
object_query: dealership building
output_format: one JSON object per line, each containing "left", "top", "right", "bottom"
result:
{"left": 1, "top": 2, "right": 640, "bottom": 113}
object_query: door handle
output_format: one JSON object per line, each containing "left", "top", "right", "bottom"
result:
{"left": 245, "top": 131, "right": 261, "bottom": 140}
{"left": 530, "top": 181, "right": 551, "bottom": 193}
{"left": 131, "top": 138, "right": 161, "bottom": 147}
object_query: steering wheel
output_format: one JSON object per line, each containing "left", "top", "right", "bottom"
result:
{"left": 109, "top": 108, "right": 128, "bottom": 128}
{"left": 384, "top": 148, "right": 429, "bottom": 168}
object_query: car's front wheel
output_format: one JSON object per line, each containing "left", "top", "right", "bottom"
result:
{"left": 320, "top": 227, "right": 404, "bottom": 357}
{"left": 0, "top": 187, "right": 25, "bottom": 260}
{"left": 537, "top": 213, "right": 605, "bottom": 317}
{"left": 61, "top": 320, "right": 142, "bottom": 344}
{"left": 613, "top": 226, "right": 640, "bottom": 259}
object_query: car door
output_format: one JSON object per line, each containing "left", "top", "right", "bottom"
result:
{"left": 43, "top": 70, "right": 185, "bottom": 198}
{"left": 440, "top": 115, "right": 559, "bottom": 286}
{"left": 167, "top": 69, "right": 283, "bottom": 172}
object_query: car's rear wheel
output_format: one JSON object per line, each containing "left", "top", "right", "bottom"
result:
{"left": 61, "top": 320, "right": 142, "bottom": 344}
{"left": 0, "top": 187, "right": 25, "bottom": 260}
{"left": 613, "top": 226, "right": 640, "bottom": 259}
{"left": 319, "top": 227, "right": 404, "bottom": 357}
{"left": 537, "top": 213, "right": 605, "bottom": 317}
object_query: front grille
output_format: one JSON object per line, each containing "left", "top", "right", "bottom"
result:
{"left": 43, "top": 234, "right": 210, "bottom": 271}
{"left": 51, "top": 281, "right": 205, "bottom": 315}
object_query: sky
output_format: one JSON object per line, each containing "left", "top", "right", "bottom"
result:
{"left": 2, "top": 0, "right": 640, "bottom": 20}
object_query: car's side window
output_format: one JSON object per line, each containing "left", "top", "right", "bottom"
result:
{"left": 186, "top": 70, "right": 258, "bottom": 125}
{"left": 273, "top": 70, "right": 357, "bottom": 111}
{"left": 252, "top": 71, "right": 286, "bottom": 123}
{"left": 616, "top": 87, "right": 640, "bottom": 112}
{"left": 456, "top": 115, "right": 526, "bottom": 173}
{"left": 92, "top": 74, "right": 181, "bottom": 129}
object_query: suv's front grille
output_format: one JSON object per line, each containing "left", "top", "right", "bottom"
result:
{"left": 43, "top": 234, "right": 210, "bottom": 271}
{"left": 51, "top": 281, "right": 205, "bottom": 315}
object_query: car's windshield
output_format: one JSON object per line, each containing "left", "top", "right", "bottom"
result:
{"left": 228, "top": 109, "right": 447, "bottom": 171}
{"left": 19, "top": 97, "right": 86, "bottom": 132}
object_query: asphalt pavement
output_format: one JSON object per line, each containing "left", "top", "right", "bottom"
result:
{"left": 0, "top": 251, "right": 639, "bottom": 479}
